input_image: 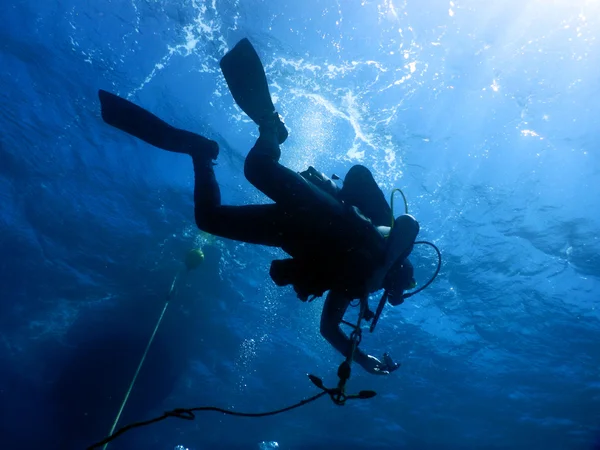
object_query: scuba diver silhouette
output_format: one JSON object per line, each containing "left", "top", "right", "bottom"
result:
{"left": 98, "top": 38, "right": 427, "bottom": 375}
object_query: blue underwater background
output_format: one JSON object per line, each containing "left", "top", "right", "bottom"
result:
{"left": 1, "top": 0, "right": 599, "bottom": 449}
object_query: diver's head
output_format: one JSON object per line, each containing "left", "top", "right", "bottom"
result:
{"left": 383, "top": 258, "right": 416, "bottom": 306}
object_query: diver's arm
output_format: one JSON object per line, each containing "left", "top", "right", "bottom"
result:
{"left": 319, "top": 290, "right": 352, "bottom": 356}
{"left": 320, "top": 290, "right": 388, "bottom": 374}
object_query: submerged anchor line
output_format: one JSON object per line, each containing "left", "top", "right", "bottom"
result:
{"left": 87, "top": 294, "right": 374, "bottom": 450}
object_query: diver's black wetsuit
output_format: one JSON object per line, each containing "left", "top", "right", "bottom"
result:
{"left": 192, "top": 135, "right": 386, "bottom": 301}
{"left": 98, "top": 87, "right": 412, "bottom": 374}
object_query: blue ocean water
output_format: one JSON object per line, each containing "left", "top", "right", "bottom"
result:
{"left": 1, "top": 0, "right": 599, "bottom": 449}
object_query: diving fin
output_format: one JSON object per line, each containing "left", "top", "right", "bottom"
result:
{"left": 219, "top": 39, "right": 276, "bottom": 124}
{"left": 97, "top": 89, "right": 218, "bottom": 158}
{"left": 220, "top": 39, "right": 287, "bottom": 144}
{"left": 339, "top": 165, "right": 393, "bottom": 227}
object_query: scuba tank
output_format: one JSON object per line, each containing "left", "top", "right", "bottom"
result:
{"left": 299, "top": 166, "right": 341, "bottom": 199}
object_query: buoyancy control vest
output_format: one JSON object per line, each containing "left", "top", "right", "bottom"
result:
{"left": 269, "top": 165, "right": 397, "bottom": 302}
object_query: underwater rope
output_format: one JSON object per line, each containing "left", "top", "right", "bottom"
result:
{"left": 87, "top": 379, "right": 376, "bottom": 450}
{"left": 102, "top": 248, "right": 204, "bottom": 449}
{"left": 88, "top": 390, "right": 327, "bottom": 450}
{"left": 87, "top": 295, "right": 375, "bottom": 449}
{"left": 102, "top": 270, "right": 182, "bottom": 450}
{"left": 329, "top": 295, "right": 368, "bottom": 404}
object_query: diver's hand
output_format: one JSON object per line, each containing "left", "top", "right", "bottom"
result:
{"left": 356, "top": 352, "right": 401, "bottom": 375}
{"left": 357, "top": 354, "right": 392, "bottom": 375}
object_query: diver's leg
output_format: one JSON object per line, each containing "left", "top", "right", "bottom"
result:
{"left": 243, "top": 120, "right": 340, "bottom": 212}
{"left": 243, "top": 118, "right": 384, "bottom": 258}
{"left": 98, "top": 90, "right": 289, "bottom": 246}
{"left": 99, "top": 89, "right": 219, "bottom": 157}
{"left": 191, "top": 156, "right": 288, "bottom": 246}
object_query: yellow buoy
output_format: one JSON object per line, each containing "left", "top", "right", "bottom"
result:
{"left": 185, "top": 248, "right": 205, "bottom": 271}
